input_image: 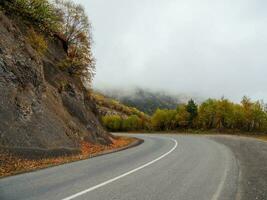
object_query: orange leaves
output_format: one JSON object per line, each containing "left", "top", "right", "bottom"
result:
{"left": 0, "top": 136, "right": 134, "bottom": 177}
{"left": 80, "top": 136, "right": 134, "bottom": 156}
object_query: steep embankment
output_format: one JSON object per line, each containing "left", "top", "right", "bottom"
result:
{"left": 0, "top": 12, "right": 112, "bottom": 157}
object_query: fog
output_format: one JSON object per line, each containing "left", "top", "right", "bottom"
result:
{"left": 74, "top": 0, "right": 267, "bottom": 102}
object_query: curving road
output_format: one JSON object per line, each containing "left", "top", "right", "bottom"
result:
{"left": 0, "top": 134, "right": 266, "bottom": 200}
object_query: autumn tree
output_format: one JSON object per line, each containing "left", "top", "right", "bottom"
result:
{"left": 102, "top": 115, "right": 122, "bottom": 131}
{"left": 214, "top": 98, "right": 234, "bottom": 129}
{"left": 240, "top": 96, "right": 254, "bottom": 131}
{"left": 198, "top": 99, "right": 217, "bottom": 129}
{"left": 151, "top": 109, "right": 176, "bottom": 131}
{"left": 122, "top": 115, "right": 143, "bottom": 131}
{"left": 175, "top": 104, "right": 190, "bottom": 128}
{"left": 54, "top": 0, "right": 95, "bottom": 84}
{"left": 231, "top": 104, "right": 246, "bottom": 130}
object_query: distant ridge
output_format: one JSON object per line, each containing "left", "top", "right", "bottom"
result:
{"left": 96, "top": 88, "right": 191, "bottom": 115}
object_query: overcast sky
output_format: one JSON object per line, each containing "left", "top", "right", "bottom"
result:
{"left": 74, "top": 0, "right": 267, "bottom": 102}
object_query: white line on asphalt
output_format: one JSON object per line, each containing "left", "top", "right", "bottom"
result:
{"left": 61, "top": 138, "right": 178, "bottom": 200}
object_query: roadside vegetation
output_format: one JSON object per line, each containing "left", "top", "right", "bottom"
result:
{"left": 151, "top": 96, "right": 267, "bottom": 133}
{"left": 91, "top": 92, "right": 150, "bottom": 131}
{"left": 102, "top": 115, "right": 148, "bottom": 132}
{"left": 102, "top": 96, "right": 267, "bottom": 134}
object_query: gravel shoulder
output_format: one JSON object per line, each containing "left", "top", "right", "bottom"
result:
{"left": 209, "top": 135, "right": 267, "bottom": 200}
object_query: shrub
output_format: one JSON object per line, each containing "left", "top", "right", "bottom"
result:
{"left": 3, "top": 0, "right": 60, "bottom": 32}
{"left": 102, "top": 114, "right": 145, "bottom": 132}
{"left": 122, "top": 115, "right": 142, "bottom": 131}
{"left": 102, "top": 115, "right": 122, "bottom": 132}
{"left": 175, "top": 105, "right": 190, "bottom": 128}
{"left": 26, "top": 28, "right": 48, "bottom": 56}
{"left": 151, "top": 109, "right": 176, "bottom": 131}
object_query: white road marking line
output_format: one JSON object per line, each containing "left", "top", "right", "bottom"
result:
{"left": 61, "top": 138, "right": 178, "bottom": 200}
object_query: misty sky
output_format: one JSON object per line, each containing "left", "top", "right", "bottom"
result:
{"left": 74, "top": 0, "right": 267, "bottom": 102}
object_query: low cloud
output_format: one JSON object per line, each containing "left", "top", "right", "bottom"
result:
{"left": 75, "top": 0, "right": 267, "bottom": 102}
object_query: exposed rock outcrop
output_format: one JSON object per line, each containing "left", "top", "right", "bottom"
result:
{"left": 0, "top": 12, "right": 111, "bottom": 156}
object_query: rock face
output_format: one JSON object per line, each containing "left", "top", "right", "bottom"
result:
{"left": 0, "top": 12, "right": 111, "bottom": 154}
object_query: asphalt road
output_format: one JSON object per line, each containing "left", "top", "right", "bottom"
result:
{"left": 0, "top": 134, "right": 266, "bottom": 200}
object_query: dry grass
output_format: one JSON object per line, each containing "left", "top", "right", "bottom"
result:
{"left": 0, "top": 136, "right": 135, "bottom": 178}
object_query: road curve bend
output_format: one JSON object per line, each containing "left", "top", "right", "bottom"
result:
{"left": 0, "top": 134, "right": 239, "bottom": 200}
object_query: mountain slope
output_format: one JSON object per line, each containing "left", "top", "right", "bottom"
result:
{"left": 0, "top": 11, "right": 111, "bottom": 157}
{"left": 91, "top": 91, "right": 149, "bottom": 120}
{"left": 98, "top": 88, "right": 189, "bottom": 115}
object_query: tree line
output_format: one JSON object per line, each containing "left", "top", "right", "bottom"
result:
{"left": 102, "top": 96, "right": 267, "bottom": 133}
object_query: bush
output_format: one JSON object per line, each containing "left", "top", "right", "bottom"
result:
{"left": 151, "top": 109, "right": 176, "bottom": 131}
{"left": 122, "top": 115, "right": 142, "bottom": 131}
{"left": 102, "top": 115, "right": 145, "bottom": 132}
{"left": 26, "top": 28, "right": 47, "bottom": 56}
{"left": 3, "top": 0, "right": 60, "bottom": 32}
{"left": 102, "top": 115, "right": 122, "bottom": 132}
{"left": 175, "top": 105, "right": 190, "bottom": 128}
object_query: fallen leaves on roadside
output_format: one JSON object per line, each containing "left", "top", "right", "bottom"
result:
{"left": 0, "top": 136, "right": 135, "bottom": 177}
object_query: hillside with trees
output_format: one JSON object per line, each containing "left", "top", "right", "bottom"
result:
{"left": 91, "top": 92, "right": 150, "bottom": 132}
{"left": 152, "top": 96, "right": 267, "bottom": 133}
{"left": 98, "top": 88, "right": 191, "bottom": 115}
{"left": 102, "top": 95, "right": 267, "bottom": 134}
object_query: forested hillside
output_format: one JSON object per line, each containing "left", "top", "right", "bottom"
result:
{"left": 91, "top": 92, "right": 150, "bottom": 132}
{"left": 98, "top": 88, "right": 190, "bottom": 115}
{"left": 103, "top": 96, "right": 267, "bottom": 134}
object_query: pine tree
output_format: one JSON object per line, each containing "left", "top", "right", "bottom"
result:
{"left": 186, "top": 99, "right": 198, "bottom": 127}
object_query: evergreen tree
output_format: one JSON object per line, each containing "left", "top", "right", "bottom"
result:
{"left": 186, "top": 99, "right": 198, "bottom": 127}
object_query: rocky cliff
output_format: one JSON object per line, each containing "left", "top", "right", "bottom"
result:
{"left": 0, "top": 12, "right": 112, "bottom": 156}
